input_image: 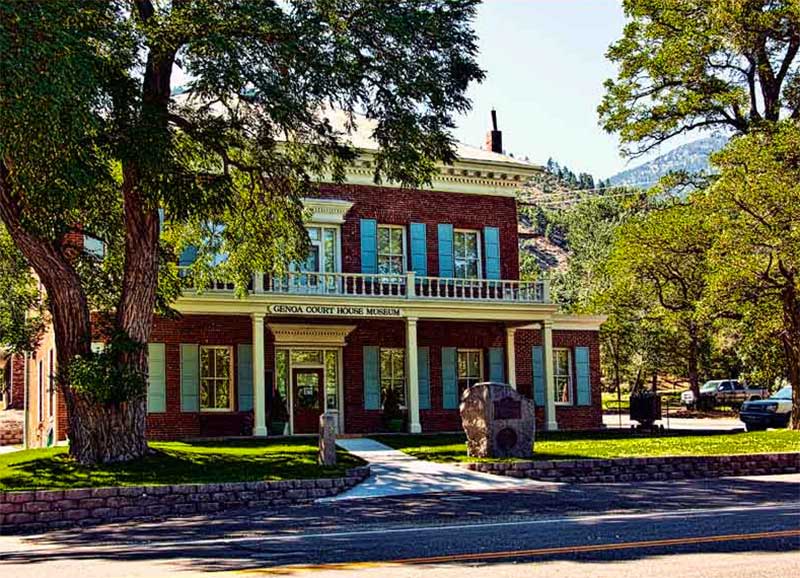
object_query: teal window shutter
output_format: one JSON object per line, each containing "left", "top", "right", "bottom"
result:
{"left": 237, "top": 344, "right": 254, "bottom": 411}
{"left": 442, "top": 347, "right": 458, "bottom": 409}
{"left": 363, "top": 346, "right": 380, "bottom": 410}
{"left": 418, "top": 347, "right": 431, "bottom": 410}
{"left": 409, "top": 222, "right": 428, "bottom": 276}
{"left": 360, "top": 219, "right": 378, "bottom": 274}
{"left": 483, "top": 227, "right": 501, "bottom": 280}
{"left": 178, "top": 245, "right": 197, "bottom": 267}
{"left": 437, "top": 224, "right": 454, "bottom": 278}
{"left": 488, "top": 347, "right": 505, "bottom": 383}
{"left": 180, "top": 344, "right": 200, "bottom": 412}
{"left": 532, "top": 346, "right": 545, "bottom": 406}
{"left": 147, "top": 343, "right": 166, "bottom": 413}
{"left": 575, "top": 346, "right": 591, "bottom": 406}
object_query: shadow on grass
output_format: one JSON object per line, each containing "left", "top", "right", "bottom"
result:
{"left": 0, "top": 440, "right": 363, "bottom": 491}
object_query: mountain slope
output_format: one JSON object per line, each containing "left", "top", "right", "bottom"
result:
{"left": 607, "top": 133, "right": 728, "bottom": 188}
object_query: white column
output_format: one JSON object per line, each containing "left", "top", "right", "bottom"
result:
{"left": 506, "top": 327, "right": 517, "bottom": 389}
{"left": 252, "top": 312, "right": 268, "bottom": 437}
{"left": 542, "top": 320, "right": 558, "bottom": 431}
{"left": 405, "top": 317, "right": 421, "bottom": 433}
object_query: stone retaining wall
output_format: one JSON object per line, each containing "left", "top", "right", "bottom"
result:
{"left": 0, "top": 465, "right": 370, "bottom": 535}
{"left": 464, "top": 453, "right": 800, "bottom": 482}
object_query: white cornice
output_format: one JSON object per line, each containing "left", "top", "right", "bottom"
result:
{"left": 302, "top": 198, "right": 354, "bottom": 224}
{"left": 267, "top": 323, "right": 356, "bottom": 346}
{"left": 329, "top": 152, "right": 543, "bottom": 198}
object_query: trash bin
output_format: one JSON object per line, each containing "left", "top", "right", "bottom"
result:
{"left": 629, "top": 391, "right": 662, "bottom": 429}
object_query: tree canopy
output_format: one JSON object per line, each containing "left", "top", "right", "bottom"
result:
{"left": 600, "top": 0, "right": 800, "bottom": 156}
{"left": 0, "top": 0, "right": 484, "bottom": 462}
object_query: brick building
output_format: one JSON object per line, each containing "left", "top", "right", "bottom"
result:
{"left": 22, "top": 113, "right": 604, "bottom": 446}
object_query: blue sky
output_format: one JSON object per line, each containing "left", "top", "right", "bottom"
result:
{"left": 453, "top": 1, "right": 630, "bottom": 179}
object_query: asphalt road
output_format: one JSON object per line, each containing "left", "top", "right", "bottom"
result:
{"left": 1, "top": 474, "right": 798, "bottom": 577}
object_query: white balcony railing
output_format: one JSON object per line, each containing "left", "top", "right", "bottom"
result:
{"left": 180, "top": 269, "right": 550, "bottom": 303}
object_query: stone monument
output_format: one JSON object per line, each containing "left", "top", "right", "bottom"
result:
{"left": 318, "top": 412, "right": 337, "bottom": 466}
{"left": 459, "top": 382, "right": 535, "bottom": 459}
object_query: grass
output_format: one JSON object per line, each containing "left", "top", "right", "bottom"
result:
{"left": 373, "top": 429, "right": 800, "bottom": 463}
{"left": 0, "top": 438, "right": 364, "bottom": 492}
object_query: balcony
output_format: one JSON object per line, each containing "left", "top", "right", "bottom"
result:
{"left": 181, "top": 269, "right": 550, "bottom": 304}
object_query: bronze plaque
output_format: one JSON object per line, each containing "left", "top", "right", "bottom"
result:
{"left": 496, "top": 427, "right": 518, "bottom": 451}
{"left": 494, "top": 398, "right": 521, "bottom": 420}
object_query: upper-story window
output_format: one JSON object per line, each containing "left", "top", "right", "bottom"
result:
{"left": 298, "top": 226, "right": 339, "bottom": 275}
{"left": 454, "top": 230, "right": 481, "bottom": 279}
{"left": 377, "top": 225, "right": 405, "bottom": 275}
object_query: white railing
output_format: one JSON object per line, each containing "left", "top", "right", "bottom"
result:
{"left": 180, "top": 269, "right": 549, "bottom": 303}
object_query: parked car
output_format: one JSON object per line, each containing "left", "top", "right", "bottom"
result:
{"left": 680, "top": 379, "right": 768, "bottom": 410}
{"left": 739, "top": 386, "right": 793, "bottom": 431}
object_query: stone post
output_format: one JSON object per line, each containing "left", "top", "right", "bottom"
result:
{"left": 319, "top": 412, "right": 337, "bottom": 466}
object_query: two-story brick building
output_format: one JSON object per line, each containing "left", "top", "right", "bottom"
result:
{"left": 21, "top": 113, "right": 604, "bottom": 447}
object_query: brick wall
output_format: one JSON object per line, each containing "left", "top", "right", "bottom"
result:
{"left": 147, "top": 314, "right": 254, "bottom": 439}
{"left": 1, "top": 355, "right": 25, "bottom": 410}
{"left": 314, "top": 183, "right": 520, "bottom": 280}
{"left": 515, "top": 329, "right": 603, "bottom": 431}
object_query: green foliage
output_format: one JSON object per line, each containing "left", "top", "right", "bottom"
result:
{"left": 701, "top": 121, "right": 800, "bottom": 404}
{"left": 600, "top": 0, "right": 799, "bottom": 156}
{"left": 0, "top": 226, "right": 42, "bottom": 353}
{"left": 66, "top": 334, "right": 146, "bottom": 405}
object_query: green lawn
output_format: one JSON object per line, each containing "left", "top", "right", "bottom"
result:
{"left": 373, "top": 429, "right": 800, "bottom": 463}
{"left": 0, "top": 439, "right": 364, "bottom": 491}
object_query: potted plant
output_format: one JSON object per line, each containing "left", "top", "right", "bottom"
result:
{"left": 270, "top": 391, "right": 289, "bottom": 436}
{"left": 382, "top": 387, "right": 405, "bottom": 432}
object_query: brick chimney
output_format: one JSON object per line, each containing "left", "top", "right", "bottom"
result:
{"left": 485, "top": 109, "right": 502, "bottom": 153}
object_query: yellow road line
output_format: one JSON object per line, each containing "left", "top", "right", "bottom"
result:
{"left": 235, "top": 528, "right": 800, "bottom": 574}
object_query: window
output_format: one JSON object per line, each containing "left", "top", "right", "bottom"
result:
{"left": 200, "top": 346, "right": 232, "bottom": 411}
{"left": 48, "top": 349, "right": 55, "bottom": 418}
{"left": 380, "top": 348, "right": 405, "bottom": 408}
{"left": 454, "top": 230, "right": 481, "bottom": 279}
{"left": 554, "top": 349, "right": 572, "bottom": 405}
{"left": 458, "top": 349, "right": 483, "bottom": 394}
{"left": 83, "top": 235, "right": 105, "bottom": 259}
{"left": 378, "top": 225, "right": 405, "bottom": 275}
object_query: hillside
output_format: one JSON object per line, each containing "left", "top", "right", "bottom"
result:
{"left": 606, "top": 133, "right": 728, "bottom": 189}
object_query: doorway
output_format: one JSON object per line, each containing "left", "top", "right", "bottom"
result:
{"left": 292, "top": 367, "right": 324, "bottom": 434}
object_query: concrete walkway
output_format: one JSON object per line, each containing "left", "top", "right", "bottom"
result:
{"left": 326, "top": 438, "right": 543, "bottom": 501}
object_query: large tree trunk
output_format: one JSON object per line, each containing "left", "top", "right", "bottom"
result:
{"left": 687, "top": 322, "right": 701, "bottom": 399}
{"left": 780, "top": 280, "right": 800, "bottom": 430}
{"left": 1, "top": 163, "right": 152, "bottom": 464}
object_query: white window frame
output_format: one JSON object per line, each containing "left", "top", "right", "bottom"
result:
{"left": 300, "top": 224, "right": 341, "bottom": 274}
{"left": 453, "top": 229, "right": 482, "bottom": 280}
{"left": 553, "top": 348, "right": 573, "bottom": 406}
{"left": 457, "top": 349, "right": 484, "bottom": 393}
{"left": 379, "top": 348, "right": 407, "bottom": 409}
{"left": 377, "top": 224, "right": 407, "bottom": 276}
{"left": 199, "top": 345, "right": 234, "bottom": 412}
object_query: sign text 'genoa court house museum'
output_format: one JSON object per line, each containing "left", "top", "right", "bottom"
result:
{"left": 11, "top": 112, "right": 604, "bottom": 446}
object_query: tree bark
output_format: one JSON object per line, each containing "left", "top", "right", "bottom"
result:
{"left": 780, "top": 281, "right": 800, "bottom": 430}
{"left": 687, "top": 321, "right": 700, "bottom": 399}
{"left": 1, "top": 163, "right": 150, "bottom": 464}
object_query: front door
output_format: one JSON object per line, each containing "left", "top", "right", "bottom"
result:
{"left": 292, "top": 368, "right": 324, "bottom": 434}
